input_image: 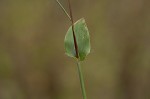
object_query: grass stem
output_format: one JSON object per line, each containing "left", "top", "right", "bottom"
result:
{"left": 77, "top": 60, "right": 87, "bottom": 99}
{"left": 56, "top": 0, "right": 71, "bottom": 21}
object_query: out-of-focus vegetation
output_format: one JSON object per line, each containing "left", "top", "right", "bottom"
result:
{"left": 0, "top": 0, "right": 150, "bottom": 99}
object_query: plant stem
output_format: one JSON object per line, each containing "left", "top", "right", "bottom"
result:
{"left": 55, "top": 0, "right": 71, "bottom": 21}
{"left": 77, "top": 60, "right": 87, "bottom": 99}
{"left": 67, "top": 0, "right": 79, "bottom": 58}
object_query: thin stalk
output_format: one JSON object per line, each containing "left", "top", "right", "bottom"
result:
{"left": 77, "top": 61, "right": 87, "bottom": 99}
{"left": 56, "top": 0, "right": 79, "bottom": 58}
{"left": 67, "top": 0, "right": 79, "bottom": 58}
{"left": 56, "top": 0, "right": 71, "bottom": 21}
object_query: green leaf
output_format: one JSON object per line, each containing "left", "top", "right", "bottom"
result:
{"left": 64, "top": 18, "right": 90, "bottom": 61}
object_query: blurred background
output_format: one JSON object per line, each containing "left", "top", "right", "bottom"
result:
{"left": 0, "top": 0, "right": 150, "bottom": 99}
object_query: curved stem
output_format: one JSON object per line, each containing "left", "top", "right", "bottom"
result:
{"left": 77, "top": 60, "right": 87, "bottom": 99}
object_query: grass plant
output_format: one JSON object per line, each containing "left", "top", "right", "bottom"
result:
{"left": 56, "top": 0, "right": 91, "bottom": 99}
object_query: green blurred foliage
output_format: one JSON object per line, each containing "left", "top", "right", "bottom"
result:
{"left": 0, "top": 0, "right": 150, "bottom": 99}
